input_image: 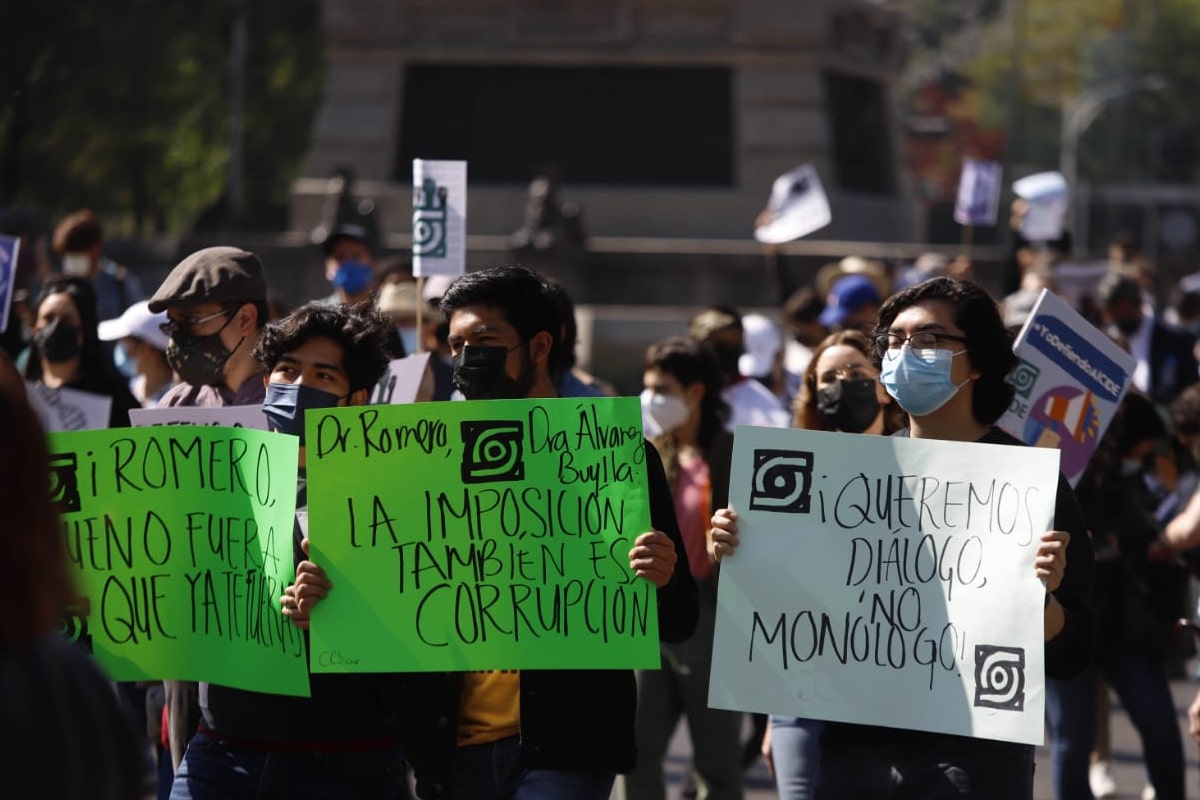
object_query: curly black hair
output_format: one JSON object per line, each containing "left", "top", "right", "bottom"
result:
{"left": 253, "top": 300, "right": 391, "bottom": 394}
{"left": 876, "top": 277, "right": 1016, "bottom": 426}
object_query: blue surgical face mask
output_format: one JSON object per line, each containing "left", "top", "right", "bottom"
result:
{"left": 114, "top": 341, "right": 138, "bottom": 379}
{"left": 879, "top": 345, "right": 970, "bottom": 417}
{"left": 331, "top": 260, "right": 374, "bottom": 295}
{"left": 398, "top": 326, "right": 420, "bottom": 357}
{"left": 263, "top": 382, "right": 346, "bottom": 444}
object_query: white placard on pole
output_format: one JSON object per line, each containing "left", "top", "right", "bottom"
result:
{"left": 998, "top": 289, "right": 1135, "bottom": 485}
{"left": 412, "top": 159, "right": 467, "bottom": 278}
{"left": 754, "top": 165, "right": 832, "bottom": 244}
{"left": 954, "top": 159, "right": 1003, "bottom": 227}
{"left": 0, "top": 235, "right": 19, "bottom": 334}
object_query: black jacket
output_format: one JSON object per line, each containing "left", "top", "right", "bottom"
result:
{"left": 404, "top": 440, "right": 698, "bottom": 798}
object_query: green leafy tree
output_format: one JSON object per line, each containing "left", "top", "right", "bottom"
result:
{"left": 0, "top": 0, "right": 322, "bottom": 234}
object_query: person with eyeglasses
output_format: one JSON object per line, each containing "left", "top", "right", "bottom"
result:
{"left": 145, "top": 247, "right": 272, "bottom": 787}
{"left": 148, "top": 247, "right": 270, "bottom": 410}
{"left": 708, "top": 277, "right": 1094, "bottom": 800}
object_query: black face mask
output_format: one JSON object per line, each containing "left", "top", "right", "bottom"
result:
{"left": 1113, "top": 316, "right": 1141, "bottom": 337}
{"left": 816, "top": 378, "right": 881, "bottom": 433}
{"left": 452, "top": 344, "right": 531, "bottom": 400}
{"left": 35, "top": 320, "right": 82, "bottom": 363}
{"left": 166, "top": 312, "right": 242, "bottom": 387}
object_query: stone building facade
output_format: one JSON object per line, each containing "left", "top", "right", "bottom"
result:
{"left": 291, "top": 0, "right": 916, "bottom": 244}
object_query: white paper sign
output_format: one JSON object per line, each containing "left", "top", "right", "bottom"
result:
{"left": 25, "top": 383, "right": 112, "bottom": 431}
{"left": 710, "top": 427, "right": 1060, "bottom": 746}
{"left": 954, "top": 159, "right": 1002, "bottom": 227}
{"left": 998, "top": 289, "right": 1135, "bottom": 486}
{"left": 369, "top": 353, "right": 431, "bottom": 405}
{"left": 754, "top": 165, "right": 832, "bottom": 244}
{"left": 0, "top": 235, "right": 19, "bottom": 333}
{"left": 129, "top": 404, "right": 269, "bottom": 430}
{"left": 412, "top": 159, "right": 467, "bottom": 278}
{"left": 1013, "top": 171, "right": 1069, "bottom": 241}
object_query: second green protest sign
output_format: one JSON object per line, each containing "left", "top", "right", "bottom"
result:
{"left": 305, "top": 397, "right": 659, "bottom": 671}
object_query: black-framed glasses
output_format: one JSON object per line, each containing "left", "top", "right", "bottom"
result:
{"left": 874, "top": 332, "right": 967, "bottom": 358}
{"left": 159, "top": 307, "right": 233, "bottom": 338}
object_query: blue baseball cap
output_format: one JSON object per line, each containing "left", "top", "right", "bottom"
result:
{"left": 819, "top": 274, "right": 881, "bottom": 327}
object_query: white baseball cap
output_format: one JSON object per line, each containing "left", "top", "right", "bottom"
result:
{"left": 98, "top": 301, "right": 170, "bottom": 352}
{"left": 738, "top": 313, "right": 783, "bottom": 378}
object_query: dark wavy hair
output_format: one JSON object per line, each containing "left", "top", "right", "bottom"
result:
{"left": 253, "top": 301, "right": 391, "bottom": 394}
{"left": 23, "top": 276, "right": 116, "bottom": 390}
{"left": 795, "top": 330, "right": 907, "bottom": 434}
{"left": 643, "top": 336, "right": 729, "bottom": 452}
{"left": 1078, "top": 390, "right": 1165, "bottom": 503}
{"left": 876, "top": 277, "right": 1015, "bottom": 426}
{"left": 439, "top": 266, "right": 559, "bottom": 348}
{"left": 0, "top": 388, "right": 75, "bottom": 645}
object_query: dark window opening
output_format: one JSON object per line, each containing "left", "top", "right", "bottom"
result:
{"left": 397, "top": 64, "right": 734, "bottom": 186}
{"left": 825, "top": 72, "right": 896, "bottom": 195}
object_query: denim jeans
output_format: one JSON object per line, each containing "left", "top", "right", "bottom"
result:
{"left": 454, "top": 735, "right": 614, "bottom": 800}
{"left": 168, "top": 731, "right": 406, "bottom": 800}
{"left": 770, "top": 716, "right": 823, "bottom": 800}
{"left": 815, "top": 730, "right": 1034, "bottom": 799}
{"left": 1045, "top": 649, "right": 1184, "bottom": 800}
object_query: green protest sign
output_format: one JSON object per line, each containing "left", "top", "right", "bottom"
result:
{"left": 305, "top": 396, "right": 659, "bottom": 672}
{"left": 47, "top": 426, "right": 308, "bottom": 697}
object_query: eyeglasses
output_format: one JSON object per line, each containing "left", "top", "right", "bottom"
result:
{"left": 817, "top": 363, "right": 877, "bottom": 384}
{"left": 874, "top": 332, "right": 967, "bottom": 358}
{"left": 159, "top": 308, "right": 233, "bottom": 338}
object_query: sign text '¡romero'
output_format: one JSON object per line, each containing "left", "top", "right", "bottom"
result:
{"left": 99, "top": 434, "right": 277, "bottom": 504}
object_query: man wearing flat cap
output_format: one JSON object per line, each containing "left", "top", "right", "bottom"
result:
{"left": 150, "top": 246, "right": 272, "bottom": 774}
{"left": 149, "top": 246, "right": 270, "bottom": 409}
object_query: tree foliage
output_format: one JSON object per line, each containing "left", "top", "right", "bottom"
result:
{"left": 0, "top": 0, "right": 322, "bottom": 235}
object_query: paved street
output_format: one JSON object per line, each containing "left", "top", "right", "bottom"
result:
{"left": 638, "top": 677, "right": 1200, "bottom": 799}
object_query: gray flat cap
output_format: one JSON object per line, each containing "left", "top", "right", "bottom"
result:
{"left": 148, "top": 247, "right": 267, "bottom": 313}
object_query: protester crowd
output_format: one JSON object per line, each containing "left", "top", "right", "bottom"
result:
{"left": 6, "top": 202, "right": 1200, "bottom": 800}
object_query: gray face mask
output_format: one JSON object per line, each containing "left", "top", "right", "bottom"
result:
{"left": 166, "top": 312, "right": 241, "bottom": 386}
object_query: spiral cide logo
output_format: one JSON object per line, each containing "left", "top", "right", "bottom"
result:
{"left": 461, "top": 420, "right": 525, "bottom": 484}
{"left": 1007, "top": 359, "right": 1040, "bottom": 399}
{"left": 412, "top": 177, "right": 448, "bottom": 257}
{"left": 57, "top": 601, "right": 93, "bottom": 654}
{"left": 973, "top": 645, "right": 1025, "bottom": 711}
{"left": 748, "top": 449, "right": 814, "bottom": 513}
{"left": 48, "top": 452, "right": 82, "bottom": 513}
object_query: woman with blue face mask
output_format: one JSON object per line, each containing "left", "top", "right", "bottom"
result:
{"left": 708, "top": 277, "right": 1095, "bottom": 800}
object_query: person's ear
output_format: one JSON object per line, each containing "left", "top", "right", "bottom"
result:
{"left": 685, "top": 380, "right": 706, "bottom": 407}
{"left": 238, "top": 302, "right": 257, "bottom": 334}
{"left": 528, "top": 330, "right": 554, "bottom": 365}
{"left": 347, "top": 387, "right": 369, "bottom": 407}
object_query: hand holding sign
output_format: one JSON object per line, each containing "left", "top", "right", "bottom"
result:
{"left": 628, "top": 530, "right": 678, "bottom": 588}
{"left": 708, "top": 507, "right": 740, "bottom": 563}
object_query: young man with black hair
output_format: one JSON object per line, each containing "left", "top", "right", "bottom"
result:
{"left": 710, "top": 277, "right": 1094, "bottom": 800}
{"left": 170, "top": 301, "right": 412, "bottom": 800}
{"left": 393, "top": 265, "right": 698, "bottom": 799}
